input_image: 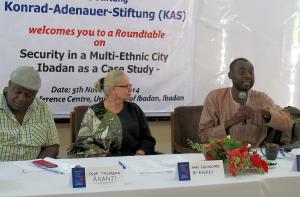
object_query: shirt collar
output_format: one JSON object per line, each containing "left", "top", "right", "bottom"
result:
{"left": 0, "top": 88, "right": 7, "bottom": 110}
{"left": 230, "top": 88, "right": 253, "bottom": 105}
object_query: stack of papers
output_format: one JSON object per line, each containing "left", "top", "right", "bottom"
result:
{"left": 40, "top": 157, "right": 78, "bottom": 174}
{"left": 13, "top": 157, "right": 78, "bottom": 174}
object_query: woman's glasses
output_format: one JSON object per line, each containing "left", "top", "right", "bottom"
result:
{"left": 115, "top": 84, "right": 132, "bottom": 89}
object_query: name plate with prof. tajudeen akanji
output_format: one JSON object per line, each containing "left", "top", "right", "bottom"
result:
{"left": 189, "top": 160, "right": 225, "bottom": 180}
{"left": 85, "top": 167, "right": 124, "bottom": 187}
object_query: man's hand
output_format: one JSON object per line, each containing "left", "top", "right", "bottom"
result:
{"left": 38, "top": 144, "right": 59, "bottom": 159}
{"left": 224, "top": 105, "right": 254, "bottom": 132}
{"left": 260, "top": 107, "right": 271, "bottom": 122}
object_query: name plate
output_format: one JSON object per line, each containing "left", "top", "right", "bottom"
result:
{"left": 189, "top": 160, "right": 225, "bottom": 180}
{"left": 291, "top": 154, "right": 300, "bottom": 172}
{"left": 297, "top": 155, "right": 300, "bottom": 172}
{"left": 85, "top": 167, "right": 124, "bottom": 186}
{"left": 72, "top": 167, "right": 86, "bottom": 188}
{"left": 177, "top": 162, "right": 191, "bottom": 181}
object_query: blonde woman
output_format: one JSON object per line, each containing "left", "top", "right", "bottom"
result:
{"left": 68, "top": 70, "right": 156, "bottom": 157}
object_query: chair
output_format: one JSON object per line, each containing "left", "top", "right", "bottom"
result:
{"left": 171, "top": 105, "right": 203, "bottom": 153}
{"left": 264, "top": 122, "right": 300, "bottom": 146}
{"left": 70, "top": 105, "right": 89, "bottom": 143}
{"left": 292, "top": 123, "right": 300, "bottom": 144}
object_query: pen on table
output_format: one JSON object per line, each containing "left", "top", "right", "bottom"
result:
{"left": 279, "top": 149, "right": 286, "bottom": 157}
{"left": 118, "top": 161, "right": 126, "bottom": 169}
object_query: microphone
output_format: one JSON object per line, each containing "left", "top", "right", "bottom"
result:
{"left": 281, "top": 141, "right": 300, "bottom": 152}
{"left": 239, "top": 91, "right": 247, "bottom": 125}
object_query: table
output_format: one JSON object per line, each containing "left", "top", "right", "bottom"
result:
{"left": 0, "top": 153, "right": 300, "bottom": 197}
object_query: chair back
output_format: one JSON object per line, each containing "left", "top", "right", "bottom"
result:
{"left": 264, "top": 122, "right": 300, "bottom": 146}
{"left": 70, "top": 105, "right": 89, "bottom": 143}
{"left": 171, "top": 105, "right": 203, "bottom": 153}
{"left": 291, "top": 123, "right": 300, "bottom": 144}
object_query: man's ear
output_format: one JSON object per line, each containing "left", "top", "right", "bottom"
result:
{"left": 228, "top": 71, "right": 233, "bottom": 80}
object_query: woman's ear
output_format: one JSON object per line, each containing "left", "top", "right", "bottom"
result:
{"left": 228, "top": 71, "right": 233, "bottom": 80}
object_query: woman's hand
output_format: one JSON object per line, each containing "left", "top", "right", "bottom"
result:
{"left": 90, "top": 153, "right": 107, "bottom": 157}
{"left": 135, "top": 150, "right": 145, "bottom": 156}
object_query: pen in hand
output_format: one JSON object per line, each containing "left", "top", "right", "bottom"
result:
{"left": 118, "top": 161, "right": 126, "bottom": 169}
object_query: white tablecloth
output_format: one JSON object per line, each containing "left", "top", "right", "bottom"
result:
{"left": 0, "top": 153, "right": 299, "bottom": 197}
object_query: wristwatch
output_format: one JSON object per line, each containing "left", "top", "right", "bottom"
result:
{"left": 263, "top": 107, "right": 271, "bottom": 122}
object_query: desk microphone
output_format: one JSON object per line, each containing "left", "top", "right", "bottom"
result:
{"left": 281, "top": 141, "right": 300, "bottom": 152}
{"left": 239, "top": 91, "right": 247, "bottom": 125}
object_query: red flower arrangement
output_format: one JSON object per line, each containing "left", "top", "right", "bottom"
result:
{"left": 188, "top": 136, "right": 268, "bottom": 176}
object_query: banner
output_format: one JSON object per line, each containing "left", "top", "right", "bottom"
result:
{"left": 193, "top": 0, "right": 300, "bottom": 110}
{"left": 1, "top": 0, "right": 300, "bottom": 118}
{"left": 0, "top": 0, "right": 196, "bottom": 117}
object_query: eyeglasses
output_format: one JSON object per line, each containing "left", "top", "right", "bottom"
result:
{"left": 115, "top": 84, "right": 132, "bottom": 89}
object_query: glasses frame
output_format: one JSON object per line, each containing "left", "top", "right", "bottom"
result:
{"left": 114, "top": 84, "right": 132, "bottom": 89}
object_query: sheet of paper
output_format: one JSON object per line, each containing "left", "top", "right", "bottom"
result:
{"left": 121, "top": 155, "right": 204, "bottom": 174}
{"left": 160, "top": 155, "right": 190, "bottom": 167}
{"left": 43, "top": 157, "right": 78, "bottom": 173}
{"left": 122, "top": 159, "right": 175, "bottom": 174}
{"left": 12, "top": 160, "right": 42, "bottom": 172}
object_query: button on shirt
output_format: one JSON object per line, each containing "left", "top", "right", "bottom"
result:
{"left": 0, "top": 92, "right": 59, "bottom": 161}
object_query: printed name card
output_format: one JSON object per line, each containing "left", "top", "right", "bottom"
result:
{"left": 85, "top": 167, "right": 124, "bottom": 186}
{"left": 291, "top": 154, "right": 300, "bottom": 172}
{"left": 72, "top": 166, "right": 86, "bottom": 188}
{"left": 177, "top": 162, "right": 191, "bottom": 181}
{"left": 189, "top": 160, "right": 224, "bottom": 180}
{"left": 297, "top": 155, "right": 300, "bottom": 172}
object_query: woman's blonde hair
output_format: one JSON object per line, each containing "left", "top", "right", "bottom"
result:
{"left": 94, "top": 70, "right": 125, "bottom": 95}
